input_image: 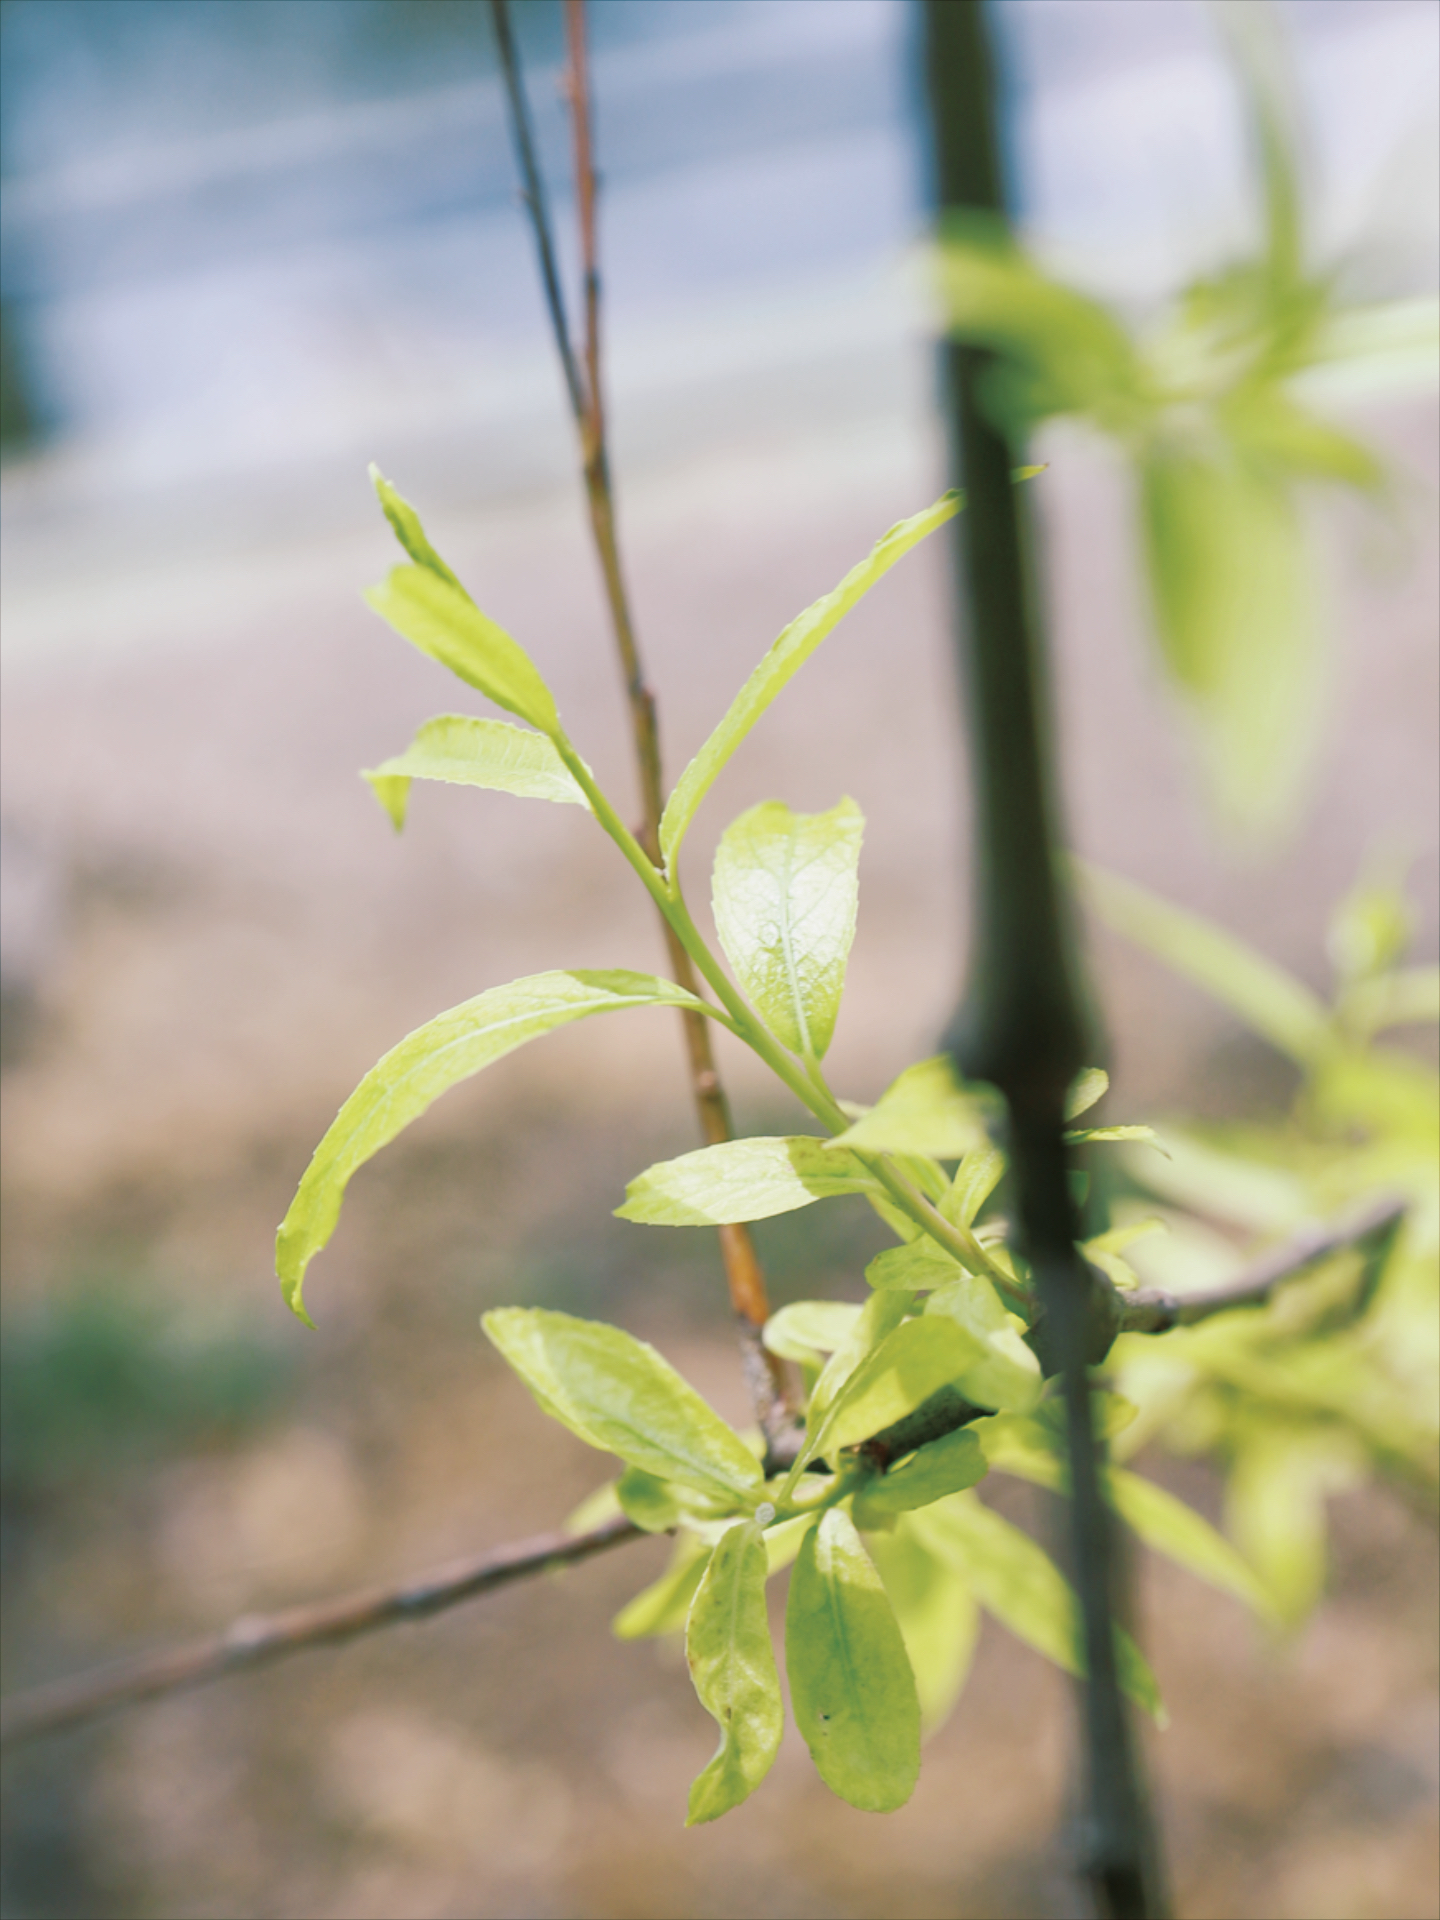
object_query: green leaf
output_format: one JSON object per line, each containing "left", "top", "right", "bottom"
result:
{"left": 369, "top": 466, "right": 468, "bottom": 593}
{"left": 684, "top": 1520, "right": 784, "bottom": 1824}
{"left": 616, "top": 1136, "right": 876, "bottom": 1228}
{"left": 277, "top": 969, "right": 720, "bottom": 1322}
{"left": 1079, "top": 862, "right": 1332, "bottom": 1067}
{"left": 1120, "top": 1125, "right": 1308, "bottom": 1234}
{"left": 711, "top": 798, "right": 863, "bottom": 1061}
{"left": 365, "top": 565, "right": 560, "bottom": 735}
{"left": 659, "top": 493, "right": 962, "bottom": 866}
{"left": 912, "top": 1494, "right": 1166, "bottom": 1723}
{"left": 851, "top": 1427, "right": 988, "bottom": 1527}
{"left": 934, "top": 213, "right": 1144, "bottom": 428}
{"left": 786, "top": 1509, "right": 921, "bottom": 1812}
{"left": 1066, "top": 1125, "right": 1161, "bottom": 1147}
{"left": 1341, "top": 967, "right": 1440, "bottom": 1038}
{"left": 761, "top": 1301, "right": 862, "bottom": 1366}
{"left": 941, "top": 1143, "right": 1007, "bottom": 1230}
{"left": 925, "top": 1276, "right": 1043, "bottom": 1413}
{"left": 615, "top": 1466, "right": 684, "bottom": 1533}
{"left": 1136, "top": 440, "right": 1320, "bottom": 834}
{"left": 1108, "top": 1469, "right": 1279, "bottom": 1621}
{"left": 613, "top": 1535, "right": 712, "bottom": 1640}
{"left": 1225, "top": 1429, "right": 1359, "bottom": 1629}
{"left": 866, "top": 1240, "right": 964, "bottom": 1292}
{"left": 817, "top": 1316, "right": 986, "bottom": 1457}
{"left": 806, "top": 1290, "right": 915, "bottom": 1434}
{"left": 483, "top": 1308, "right": 763, "bottom": 1506}
{"left": 867, "top": 1517, "right": 980, "bottom": 1735}
{"left": 1065, "top": 1068, "right": 1109, "bottom": 1120}
{"left": 362, "top": 714, "right": 590, "bottom": 830}
{"left": 830, "top": 1056, "right": 988, "bottom": 1158}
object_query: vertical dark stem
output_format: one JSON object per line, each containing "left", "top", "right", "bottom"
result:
{"left": 923, "top": 5, "right": 1166, "bottom": 1915}
{"left": 489, "top": 0, "right": 792, "bottom": 1446}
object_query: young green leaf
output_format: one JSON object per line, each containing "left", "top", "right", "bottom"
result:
{"left": 615, "top": 1466, "right": 685, "bottom": 1533}
{"left": 1225, "top": 1428, "right": 1359, "bottom": 1628}
{"left": 1079, "top": 862, "right": 1332, "bottom": 1067}
{"left": 851, "top": 1427, "right": 988, "bottom": 1527}
{"left": 616, "top": 1136, "right": 876, "bottom": 1228}
{"left": 1137, "top": 443, "right": 1320, "bottom": 834}
{"left": 711, "top": 798, "right": 863, "bottom": 1061}
{"left": 865, "top": 1240, "right": 964, "bottom": 1292}
{"left": 912, "top": 1494, "right": 1166, "bottom": 1723}
{"left": 761, "top": 1300, "right": 863, "bottom": 1366}
{"left": 925, "top": 1276, "right": 1042, "bottom": 1413}
{"left": 829, "top": 1057, "right": 989, "bottom": 1158}
{"left": 362, "top": 714, "right": 590, "bottom": 830}
{"left": 786, "top": 1509, "right": 921, "bottom": 1812}
{"left": 369, "top": 466, "right": 468, "bottom": 593}
{"left": 867, "top": 1517, "right": 980, "bottom": 1735}
{"left": 613, "top": 1536, "right": 712, "bottom": 1640}
{"left": 277, "top": 969, "right": 724, "bottom": 1322}
{"left": 365, "top": 565, "right": 560, "bottom": 735}
{"left": 685, "top": 1520, "right": 784, "bottom": 1824}
{"left": 816, "top": 1316, "right": 986, "bottom": 1457}
{"left": 806, "top": 1289, "right": 915, "bottom": 1434}
{"left": 941, "top": 1143, "right": 1007, "bottom": 1230}
{"left": 1065, "top": 1067, "right": 1110, "bottom": 1120}
{"left": 659, "top": 492, "right": 962, "bottom": 866}
{"left": 1109, "top": 1469, "right": 1279, "bottom": 1621}
{"left": 483, "top": 1308, "right": 763, "bottom": 1506}
{"left": 1066, "top": 1124, "right": 1161, "bottom": 1147}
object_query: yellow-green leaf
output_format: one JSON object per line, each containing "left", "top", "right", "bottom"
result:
{"left": 685, "top": 1521, "right": 784, "bottom": 1824}
{"left": 617, "top": 1136, "right": 876, "bottom": 1228}
{"left": 362, "top": 714, "right": 589, "bottom": 830}
{"left": 365, "top": 564, "right": 559, "bottom": 734}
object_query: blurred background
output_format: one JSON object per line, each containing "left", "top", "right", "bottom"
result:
{"left": 0, "top": 2, "right": 1435, "bottom": 1916}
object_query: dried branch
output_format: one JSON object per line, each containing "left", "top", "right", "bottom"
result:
{"left": 1119, "top": 1196, "right": 1406, "bottom": 1334}
{"left": 489, "top": 0, "right": 791, "bottom": 1446}
{"left": 0, "top": 1514, "right": 641, "bottom": 1752}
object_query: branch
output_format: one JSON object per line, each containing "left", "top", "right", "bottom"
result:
{"left": 1120, "top": 1196, "right": 1406, "bottom": 1334}
{"left": 0, "top": 1514, "right": 641, "bottom": 1752}
{"left": 490, "top": 0, "right": 792, "bottom": 1447}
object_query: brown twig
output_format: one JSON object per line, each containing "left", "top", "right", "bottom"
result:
{"left": 1120, "top": 1196, "right": 1406, "bottom": 1334}
{"left": 0, "top": 1514, "right": 641, "bottom": 1752}
{"left": 490, "top": 0, "right": 791, "bottom": 1442}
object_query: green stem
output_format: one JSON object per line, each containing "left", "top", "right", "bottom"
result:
{"left": 558, "top": 738, "right": 1035, "bottom": 1315}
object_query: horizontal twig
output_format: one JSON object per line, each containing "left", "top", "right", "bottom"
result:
{"left": 0, "top": 1513, "right": 641, "bottom": 1752}
{"left": 1119, "top": 1196, "right": 1406, "bottom": 1334}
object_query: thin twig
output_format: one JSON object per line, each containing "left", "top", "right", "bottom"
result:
{"left": 0, "top": 1515, "right": 641, "bottom": 1752}
{"left": 1120, "top": 1196, "right": 1406, "bottom": 1334}
{"left": 490, "top": 0, "right": 791, "bottom": 1443}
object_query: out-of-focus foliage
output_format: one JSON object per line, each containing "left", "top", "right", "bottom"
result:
{"left": 1090, "top": 864, "right": 1439, "bottom": 1627}
{"left": 937, "top": 1, "right": 1440, "bottom": 836}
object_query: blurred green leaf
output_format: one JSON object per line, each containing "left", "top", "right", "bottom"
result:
{"left": 830, "top": 1056, "right": 989, "bottom": 1158}
{"left": 483, "top": 1308, "right": 763, "bottom": 1506}
{"left": 912, "top": 1494, "right": 1166, "bottom": 1723}
{"left": 1109, "top": 1469, "right": 1278, "bottom": 1620}
{"left": 867, "top": 1516, "right": 980, "bottom": 1736}
{"left": 1226, "top": 1428, "right": 1360, "bottom": 1628}
{"left": 1080, "top": 863, "right": 1332, "bottom": 1067}
{"left": 659, "top": 493, "right": 962, "bottom": 867}
{"left": 712, "top": 798, "right": 863, "bottom": 1062}
{"left": 1120, "top": 1126, "right": 1310, "bottom": 1233}
{"left": 685, "top": 1520, "right": 784, "bottom": 1824}
{"left": 362, "top": 714, "right": 590, "bottom": 830}
{"left": 615, "top": 1465, "right": 684, "bottom": 1533}
{"left": 613, "top": 1535, "right": 711, "bottom": 1640}
{"left": 1138, "top": 439, "right": 1319, "bottom": 834}
{"left": 1328, "top": 875, "right": 1415, "bottom": 985}
{"left": 1340, "top": 967, "right": 1440, "bottom": 1039}
{"left": 617, "top": 1136, "right": 876, "bottom": 1228}
{"left": 278, "top": 969, "right": 718, "bottom": 1321}
{"left": 365, "top": 565, "right": 560, "bottom": 735}
{"left": 787, "top": 1510, "right": 921, "bottom": 1812}
{"left": 807, "top": 1290, "right": 914, "bottom": 1436}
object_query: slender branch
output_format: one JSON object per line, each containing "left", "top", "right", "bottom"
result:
{"left": 1120, "top": 1197, "right": 1405, "bottom": 1334}
{"left": 489, "top": 0, "right": 789, "bottom": 1439}
{"left": 0, "top": 1515, "right": 641, "bottom": 1752}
